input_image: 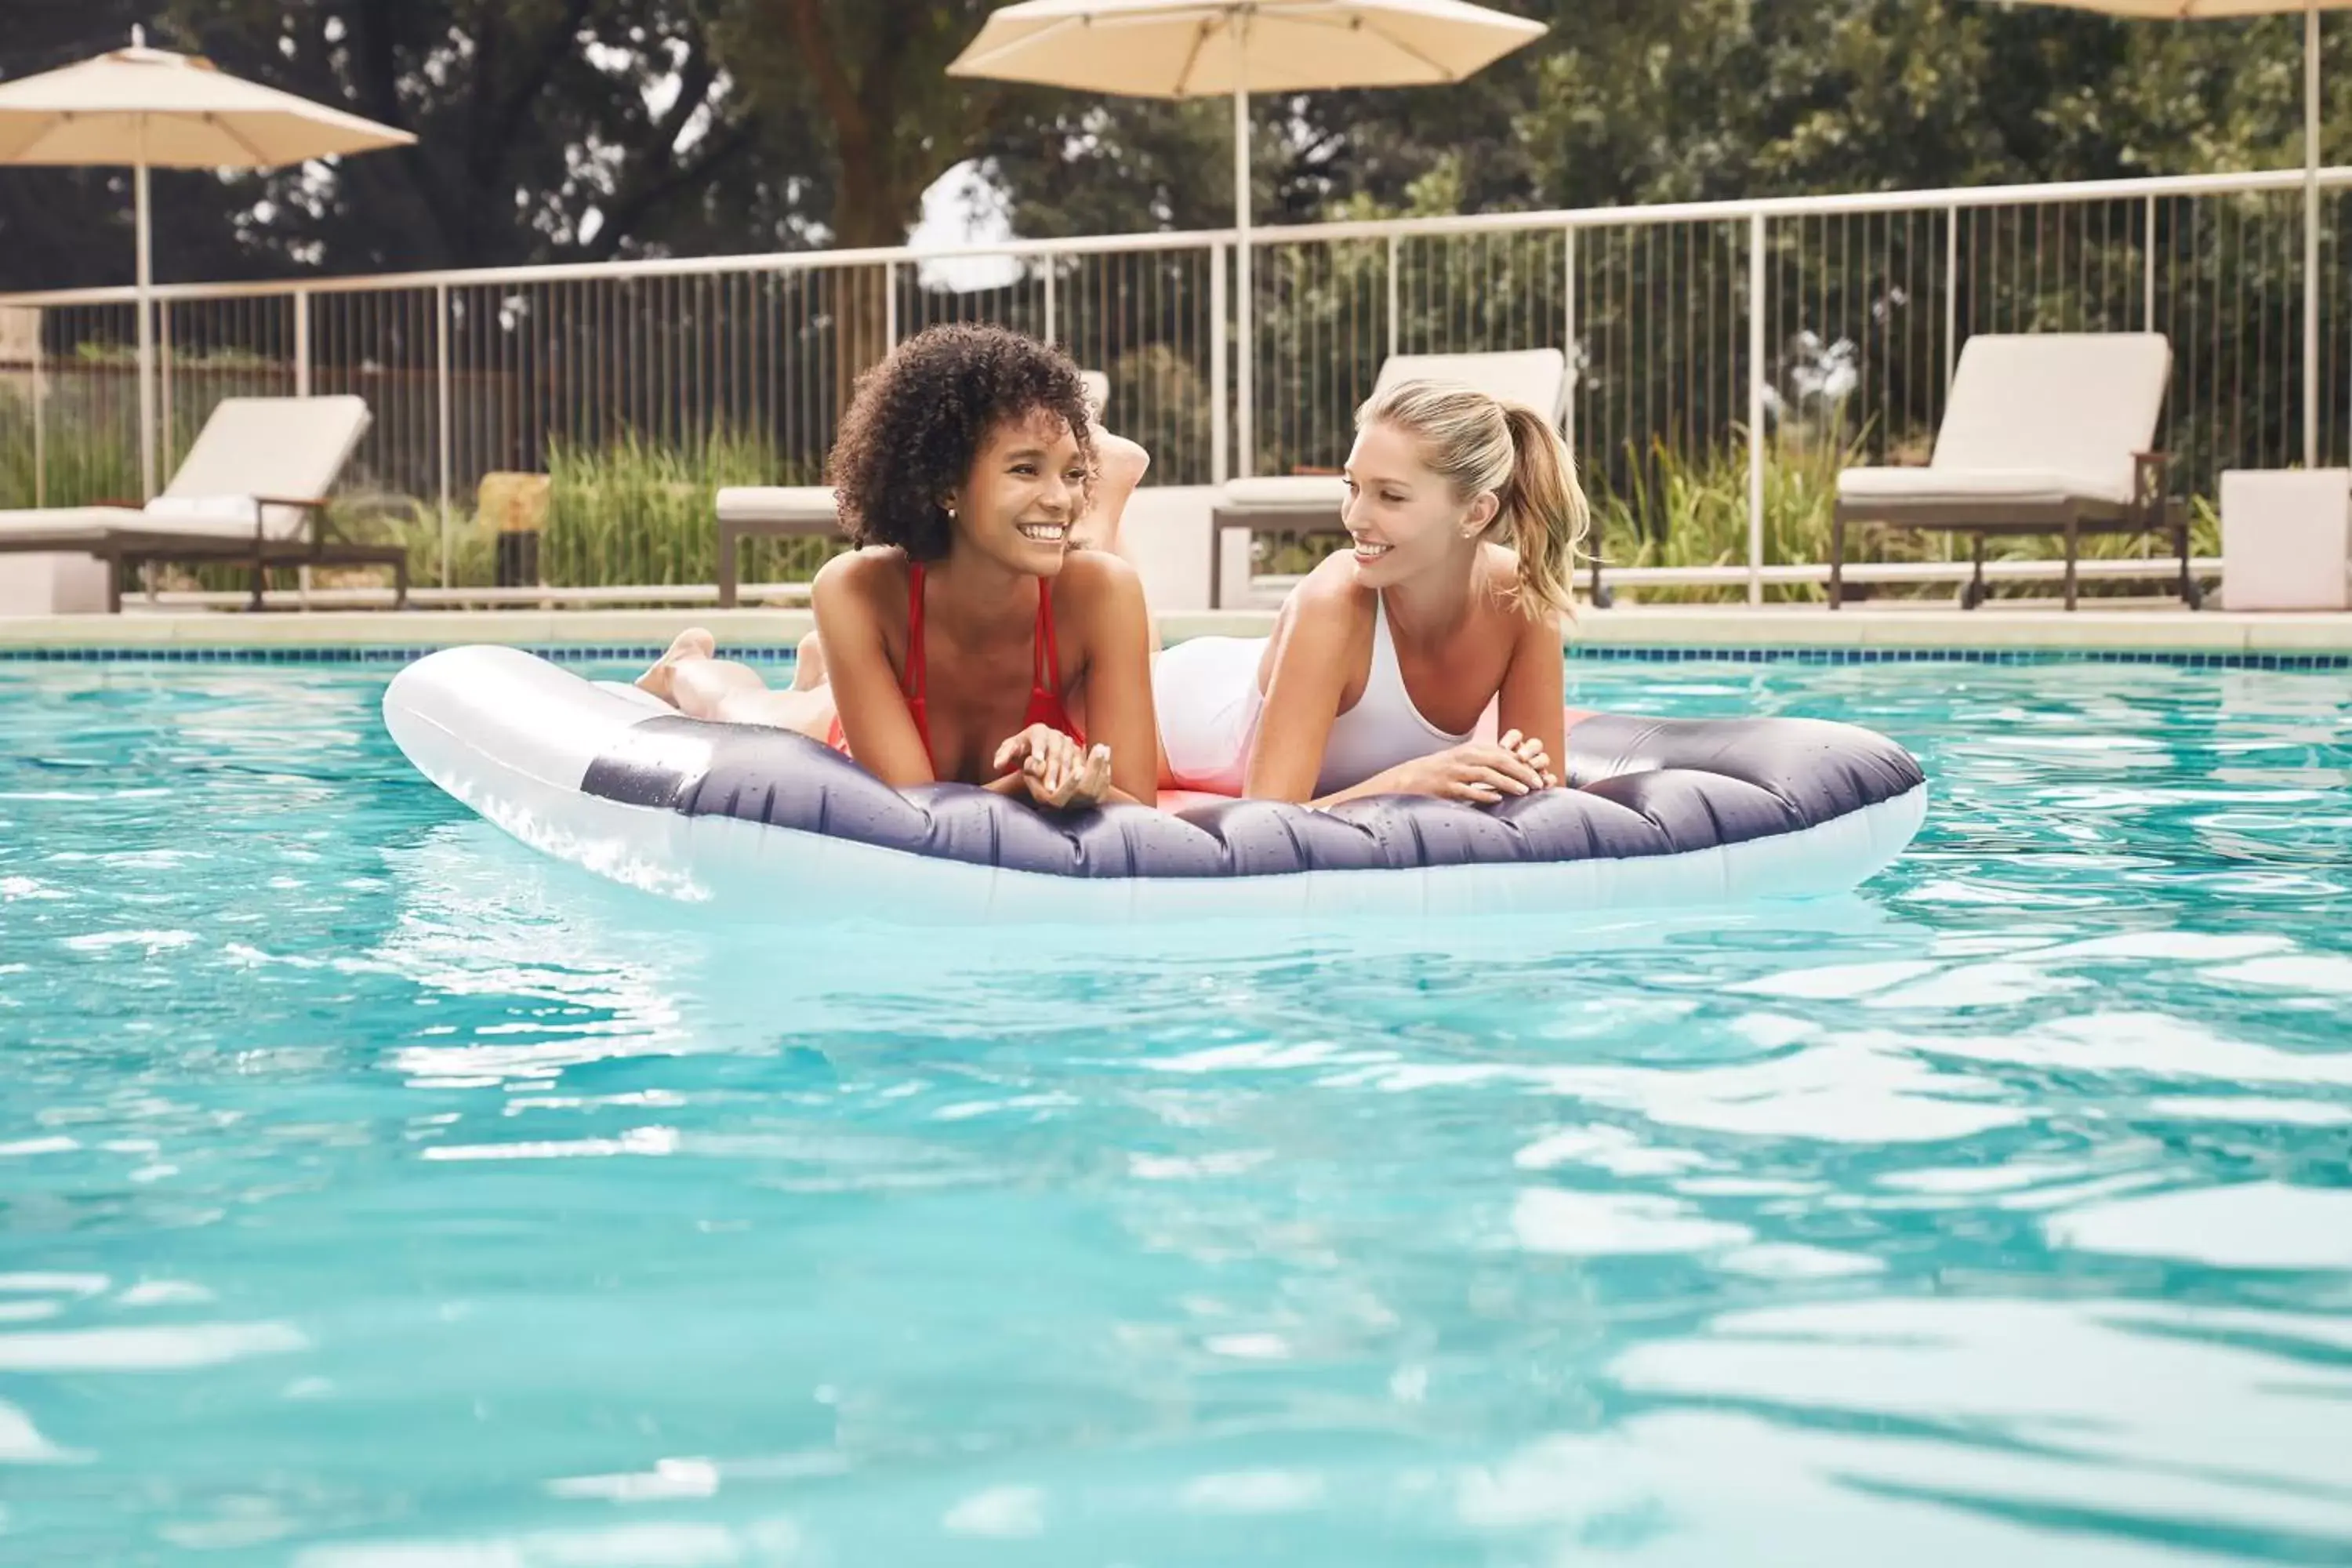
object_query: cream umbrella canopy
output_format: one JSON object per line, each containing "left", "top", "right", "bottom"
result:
{"left": 0, "top": 39, "right": 414, "bottom": 496}
{"left": 948, "top": 0, "right": 1548, "bottom": 475}
{"left": 1991, "top": 1, "right": 2350, "bottom": 466}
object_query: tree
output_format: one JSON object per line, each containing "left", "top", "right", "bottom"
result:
{"left": 12, "top": 0, "right": 2346, "bottom": 506}
{"left": 0, "top": 0, "right": 243, "bottom": 293}
{"left": 152, "top": 0, "right": 770, "bottom": 274}
{"left": 709, "top": 0, "right": 1039, "bottom": 412}
{"left": 978, "top": 2, "right": 2347, "bottom": 230}
{"left": 715, "top": 0, "right": 1016, "bottom": 249}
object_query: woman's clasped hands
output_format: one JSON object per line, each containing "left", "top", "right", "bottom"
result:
{"left": 993, "top": 724, "right": 1115, "bottom": 811}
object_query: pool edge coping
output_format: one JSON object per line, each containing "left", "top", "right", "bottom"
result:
{"left": 3, "top": 606, "right": 2351, "bottom": 665}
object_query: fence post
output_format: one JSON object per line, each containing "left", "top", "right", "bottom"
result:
{"left": 158, "top": 299, "right": 173, "bottom": 471}
{"left": 2306, "top": 1, "right": 2321, "bottom": 469}
{"left": 1748, "top": 210, "right": 1766, "bottom": 606}
{"left": 1042, "top": 255, "right": 1058, "bottom": 346}
{"left": 1387, "top": 233, "right": 1400, "bottom": 360}
{"left": 1944, "top": 202, "right": 1961, "bottom": 582}
{"left": 437, "top": 282, "right": 453, "bottom": 591}
{"left": 1211, "top": 240, "right": 1229, "bottom": 486}
{"left": 30, "top": 307, "right": 43, "bottom": 510}
{"left": 1944, "top": 202, "right": 1959, "bottom": 395}
{"left": 1561, "top": 225, "right": 1577, "bottom": 456}
{"left": 884, "top": 261, "right": 899, "bottom": 351}
{"left": 1236, "top": 233, "right": 1254, "bottom": 480}
{"left": 293, "top": 288, "right": 311, "bottom": 397}
{"left": 2143, "top": 195, "right": 2157, "bottom": 335}
{"left": 292, "top": 289, "right": 314, "bottom": 604}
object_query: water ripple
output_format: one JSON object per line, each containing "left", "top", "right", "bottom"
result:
{"left": 0, "top": 657, "right": 2346, "bottom": 1564}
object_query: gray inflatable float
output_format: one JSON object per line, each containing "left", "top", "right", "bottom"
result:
{"left": 385, "top": 645, "right": 1926, "bottom": 925}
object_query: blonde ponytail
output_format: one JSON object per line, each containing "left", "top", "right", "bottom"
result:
{"left": 1496, "top": 403, "right": 1588, "bottom": 620}
{"left": 1356, "top": 378, "right": 1591, "bottom": 619}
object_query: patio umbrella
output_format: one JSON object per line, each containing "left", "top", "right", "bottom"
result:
{"left": 1991, "top": 1, "right": 2350, "bottom": 466}
{"left": 947, "top": 0, "right": 1547, "bottom": 474}
{"left": 0, "top": 38, "right": 413, "bottom": 497}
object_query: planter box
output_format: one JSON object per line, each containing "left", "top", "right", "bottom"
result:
{"left": 0, "top": 553, "right": 109, "bottom": 615}
{"left": 2220, "top": 468, "right": 2352, "bottom": 612}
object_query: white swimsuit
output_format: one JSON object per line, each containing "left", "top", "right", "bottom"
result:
{"left": 1156, "top": 593, "right": 1475, "bottom": 797}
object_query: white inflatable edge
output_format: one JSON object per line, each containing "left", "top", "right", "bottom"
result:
{"left": 383, "top": 645, "right": 1927, "bottom": 927}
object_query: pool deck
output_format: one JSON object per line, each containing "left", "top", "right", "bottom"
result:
{"left": 4, "top": 604, "right": 2352, "bottom": 657}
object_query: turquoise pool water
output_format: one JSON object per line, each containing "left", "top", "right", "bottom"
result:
{"left": 1, "top": 654, "right": 2348, "bottom": 1566}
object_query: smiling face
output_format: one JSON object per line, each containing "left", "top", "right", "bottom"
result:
{"left": 1341, "top": 419, "right": 1498, "bottom": 588}
{"left": 946, "top": 408, "right": 1091, "bottom": 575}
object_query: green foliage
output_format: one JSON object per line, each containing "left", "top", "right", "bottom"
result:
{"left": 0, "top": 390, "right": 833, "bottom": 595}
{"left": 543, "top": 430, "right": 824, "bottom": 590}
{"left": 0, "top": 386, "right": 138, "bottom": 510}
{"left": 0, "top": 0, "right": 2308, "bottom": 594}
{"left": 2, "top": 1, "right": 772, "bottom": 289}
{"left": 0, "top": 382, "right": 2227, "bottom": 602}
{"left": 15, "top": 2, "right": 2342, "bottom": 291}
{"left": 1105, "top": 343, "right": 1214, "bottom": 492}
{"left": 991, "top": 2, "right": 2352, "bottom": 238}
{"left": 1596, "top": 429, "right": 1868, "bottom": 593}
{"left": 1588, "top": 432, "right": 2221, "bottom": 605}
{"left": 711, "top": 0, "right": 1025, "bottom": 250}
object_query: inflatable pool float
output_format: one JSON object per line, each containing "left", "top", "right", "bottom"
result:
{"left": 383, "top": 646, "right": 1926, "bottom": 924}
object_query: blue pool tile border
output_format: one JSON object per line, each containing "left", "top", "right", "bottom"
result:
{"left": 1563, "top": 645, "right": 2352, "bottom": 670}
{"left": 0, "top": 644, "right": 800, "bottom": 666}
{"left": 1, "top": 643, "right": 2348, "bottom": 670}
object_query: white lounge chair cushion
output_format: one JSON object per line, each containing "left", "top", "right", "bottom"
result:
{"left": 1838, "top": 465, "right": 2136, "bottom": 509}
{"left": 0, "top": 395, "right": 368, "bottom": 549}
{"left": 0, "top": 506, "right": 147, "bottom": 542}
{"left": 1214, "top": 349, "right": 1570, "bottom": 514}
{"left": 716, "top": 486, "right": 840, "bottom": 526}
{"left": 143, "top": 494, "right": 274, "bottom": 535}
{"left": 0, "top": 497, "right": 310, "bottom": 544}
{"left": 1220, "top": 475, "right": 1347, "bottom": 511}
{"left": 1929, "top": 333, "right": 2168, "bottom": 501}
{"left": 162, "top": 395, "right": 369, "bottom": 539}
{"left": 1372, "top": 347, "right": 1568, "bottom": 421}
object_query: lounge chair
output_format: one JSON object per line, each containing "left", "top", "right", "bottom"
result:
{"left": 715, "top": 368, "right": 1110, "bottom": 608}
{"left": 0, "top": 394, "right": 404, "bottom": 612}
{"left": 1831, "top": 332, "right": 2192, "bottom": 610}
{"left": 1207, "top": 348, "right": 1577, "bottom": 608}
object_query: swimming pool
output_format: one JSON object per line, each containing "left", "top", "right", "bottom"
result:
{"left": 2, "top": 652, "right": 2347, "bottom": 1565}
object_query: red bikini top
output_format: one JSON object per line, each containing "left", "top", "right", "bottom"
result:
{"left": 902, "top": 562, "right": 1082, "bottom": 775}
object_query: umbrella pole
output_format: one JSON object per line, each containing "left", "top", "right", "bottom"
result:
{"left": 2306, "top": 0, "right": 2321, "bottom": 470}
{"left": 134, "top": 125, "right": 157, "bottom": 500}
{"left": 1234, "top": 78, "right": 1254, "bottom": 481}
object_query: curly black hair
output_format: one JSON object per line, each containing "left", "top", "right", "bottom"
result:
{"left": 827, "top": 324, "right": 1096, "bottom": 561}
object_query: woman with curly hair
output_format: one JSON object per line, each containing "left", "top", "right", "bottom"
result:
{"left": 636, "top": 324, "right": 1157, "bottom": 811}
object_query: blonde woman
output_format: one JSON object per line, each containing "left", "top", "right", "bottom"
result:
{"left": 1156, "top": 379, "right": 1588, "bottom": 807}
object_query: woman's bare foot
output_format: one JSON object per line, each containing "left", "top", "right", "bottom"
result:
{"left": 1096, "top": 426, "right": 1149, "bottom": 485}
{"left": 635, "top": 627, "right": 717, "bottom": 704}
{"left": 790, "top": 629, "right": 829, "bottom": 692}
{"left": 1074, "top": 424, "right": 1151, "bottom": 555}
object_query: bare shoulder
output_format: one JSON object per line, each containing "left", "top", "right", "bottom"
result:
{"left": 1050, "top": 549, "right": 1149, "bottom": 646}
{"left": 1473, "top": 541, "right": 1538, "bottom": 622}
{"left": 1053, "top": 546, "right": 1143, "bottom": 601}
{"left": 1476, "top": 544, "right": 1566, "bottom": 655}
{"left": 1267, "top": 552, "right": 1373, "bottom": 657}
{"left": 1287, "top": 551, "right": 1374, "bottom": 624}
{"left": 811, "top": 546, "right": 906, "bottom": 614}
